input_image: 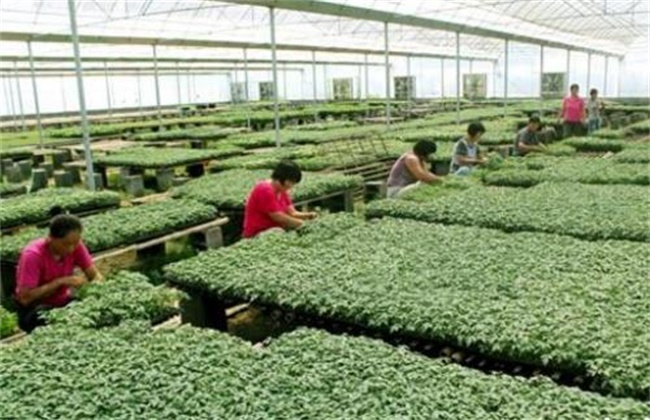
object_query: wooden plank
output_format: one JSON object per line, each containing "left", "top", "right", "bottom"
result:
{"left": 93, "top": 217, "right": 229, "bottom": 263}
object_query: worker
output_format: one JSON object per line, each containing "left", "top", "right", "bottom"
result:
{"left": 587, "top": 88, "right": 604, "bottom": 134}
{"left": 386, "top": 140, "right": 443, "bottom": 198}
{"left": 514, "top": 115, "right": 546, "bottom": 156}
{"left": 559, "top": 83, "right": 586, "bottom": 138}
{"left": 14, "top": 208, "right": 102, "bottom": 333}
{"left": 243, "top": 160, "right": 317, "bottom": 238}
{"left": 450, "top": 122, "right": 487, "bottom": 175}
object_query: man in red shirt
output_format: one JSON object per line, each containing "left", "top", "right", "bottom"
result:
{"left": 243, "top": 161, "right": 317, "bottom": 238}
{"left": 14, "top": 209, "right": 102, "bottom": 332}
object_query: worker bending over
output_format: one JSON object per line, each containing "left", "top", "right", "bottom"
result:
{"left": 243, "top": 160, "right": 317, "bottom": 238}
{"left": 387, "top": 140, "right": 443, "bottom": 198}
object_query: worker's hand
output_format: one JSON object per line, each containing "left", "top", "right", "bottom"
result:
{"left": 305, "top": 212, "right": 318, "bottom": 220}
{"left": 477, "top": 158, "right": 488, "bottom": 165}
{"left": 63, "top": 276, "right": 87, "bottom": 288}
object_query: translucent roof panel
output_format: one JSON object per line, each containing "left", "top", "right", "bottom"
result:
{"left": 1, "top": 0, "right": 647, "bottom": 60}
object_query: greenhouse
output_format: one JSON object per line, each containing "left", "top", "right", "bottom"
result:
{"left": 1, "top": 0, "right": 649, "bottom": 417}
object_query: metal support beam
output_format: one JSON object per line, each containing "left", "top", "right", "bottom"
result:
{"left": 13, "top": 62, "right": 25, "bottom": 130}
{"left": 269, "top": 7, "right": 281, "bottom": 147}
{"left": 539, "top": 45, "right": 544, "bottom": 116}
{"left": 364, "top": 53, "right": 369, "bottom": 101}
{"left": 455, "top": 31, "right": 460, "bottom": 125}
{"left": 60, "top": 75, "right": 68, "bottom": 112}
{"left": 323, "top": 64, "right": 328, "bottom": 100}
{"left": 587, "top": 52, "right": 592, "bottom": 91}
{"left": 357, "top": 64, "right": 362, "bottom": 102}
{"left": 27, "top": 41, "right": 44, "bottom": 147}
{"left": 244, "top": 48, "right": 251, "bottom": 129}
{"left": 136, "top": 69, "right": 142, "bottom": 112}
{"left": 152, "top": 44, "right": 162, "bottom": 124}
{"left": 504, "top": 39, "right": 509, "bottom": 118}
{"left": 406, "top": 54, "right": 412, "bottom": 115}
{"left": 440, "top": 58, "right": 445, "bottom": 98}
{"left": 603, "top": 55, "right": 609, "bottom": 96}
{"left": 66, "top": 0, "right": 95, "bottom": 190}
{"left": 6, "top": 70, "right": 17, "bottom": 129}
{"left": 282, "top": 63, "right": 288, "bottom": 100}
{"left": 104, "top": 61, "right": 112, "bottom": 117}
{"left": 311, "top": 50, "right": 318, "bottom": 120}
{"left": 176, "top": 61, "right": 182, "bottom": 104}
{"left": 565, "top": 49, "right": 571, "bottom": 94}
{"left": 617, "top": 57, "right": 623, "bottom": 97}
{"left": 384, "top": 21, "right": 391, "bottom": 127}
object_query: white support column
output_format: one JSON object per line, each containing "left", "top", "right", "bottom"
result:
{"left": 603, "top": 55, "right": 609, "bottom": 96}
{"left": 67, "top": 0, "right": 95, "bottom": 190}
{"left": 440, "top": 58, "right": 445, "bottom": 98}
{"left": 587, "top": 52, "right": 592, "bottom": 91}
{"left": 136, "top": 69, "right": 143, "bottom": 112}
{"left": 384, "top": 21, "right": 391, "bottom": 127}
{"left": 282, "top": 63, "right": 287, "bottom": 100}
{"left": 357, "top": 64, "right": 362, "bottom": 102}
{"left": 469, "top": 59, "right": 474, "bottom": 75}
{"left": 565, "top": 49, "right": 571, "bottom": 94}
{"left": 406, "top": 54, "right": 412, "bottom": 115}
{"left": 104, "top": 61, "right": 112, "bottom": 117}
{"left": 152, "top": 44, "right": 162, "bottom": 124}
{"left": 504, "top": 38, "right": 509, "bottom": 118}
{"left": 364, "top": 54, "right": 369, "bottom": 101}
{"left": 323, "top": 64, "right": 328, "bottom": 100}
{"left": 311, "top": 50, "right": 318, "bottom": 120}
{"left": 60, "top": 76, "right": 68, "bottom": 112}
{"left": 176, "top": 62, "right": 182, "bottom": 104}
{"left": 455, "top": 31, "right": 460, "bottom": 125}
{"left": 186, "top": 69, "right": 191, "bottom": 104}
{"left": 244, "top": 48, "right": 251, "bottom": 129}
{"left": 539, "top": 45, "right": 544, "bottom": 116}
{"left": 14, "top": 62, "right": 25, "bottom": 131}
{"left": 269, "top": 7, "right": 281, "bottom": 147}
{"left": 617, "top": 57, "right": 623, "bottom": 97}
{"left": 27, "top": 41, "right": 44, "bottom": 147}
{"left": 6, "top": 72, "right": 18, "bottom": 129}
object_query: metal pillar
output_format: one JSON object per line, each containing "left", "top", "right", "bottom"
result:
{"left": 406, "top": 55, "right": 412, "bottom": 115}
{"left": 67, "top": 0, "right": 95, "bottom": 190}
{"left": 617, "top": 57, "right": 623, "bottom": 97}
{"left": 152, "top": 44, "right": 162, "bottom": 124}
{"left": 14, "top": 62, "right": 25, "bottom": 130}
{"left": 176, "top": 62, "right": 182, "bottom": 104}
{"left": 364, "top": 53, "right": 369, "bottom": 101}
{"left": 455, "top": 31, "right": 460, "bottom": 125}
{"left": 311, "top": 50, "right": 318, "bottom": 120}
{"left": 603, "top": 55, "right": 609, "bottom": 96}
{"left": 440, "top": 58, "right": 445, "bottom": 98}
{"left": 323, "top": 64, "right": 328, "bottom": 100}
{"left": 27, "top": 41, "right": 44, "bottom": 147}
{"left": 136, "top": 69, "right": 143, "bottom": 112}
{"left": 504, "top": 39, "right": 509, "bottom": 118}
{"left": 269, "top": 7, "right": 281, "bottom": 147}
{"left": 282, "top": 63, "right": 288, "bottom": 100}
{"left": 60, "top": 76, "right": 68, "bottom": 112}
{"left": 244, "top": 48, "right": 251, "bottom": 129}
{"left": 565, "top": 49, "right": 571, "bottom": 94}
{"left": 357, "top": 64, "right": 362, "bottom": 102}
{"left": 104, "top": 61, "right": 112, "bottom": 117}
{"left": 186, "top": 70, "right": 191, "bottom": 103}
{"left": 539, "top": 45, "right": 544, "bottom": 116}
{"left": 3, "top": 79, "right": 15, "bottom": 128}
{"left": 587, "top": 52, "right": 592, "bottom": 91}
{"left": 469, "top": 59, "right": 474, "bottom": 75}
{"left": 7, "top": 66, "right": 17, "bottom": 129}
{"left": 384, "top": 21, "right": 391, "bottom": 127}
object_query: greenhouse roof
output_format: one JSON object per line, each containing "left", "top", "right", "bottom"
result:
{"left": 1, "top": 0, "right": 647, "bottom": 63}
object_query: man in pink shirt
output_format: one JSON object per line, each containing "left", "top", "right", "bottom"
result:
{"left": 559, "top": 83, "right": 587, "bottom": 138}
{"left": 243, "top": 161, "right": 317, "bottom": 238}
{"left": 14, "top": 209, "right": 102, "bottom": 332}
